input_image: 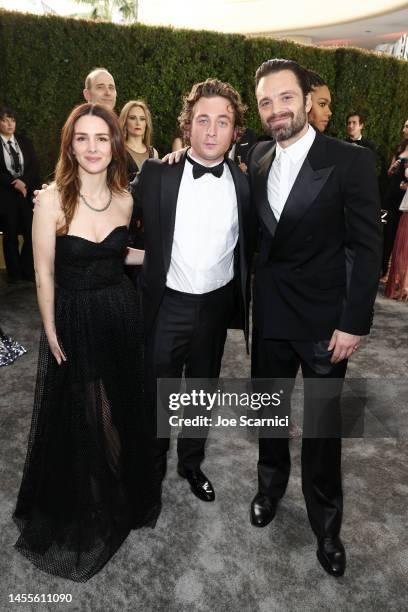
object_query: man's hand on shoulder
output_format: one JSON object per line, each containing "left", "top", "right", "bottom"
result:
{"left": 328, "top": 330, "right": 361, "bottom": 364}
{"left": 33, "top": 183, "right": 49, "bottom": 207}
{"left": 161, "top": 147, "right": 187, "bottom": 165}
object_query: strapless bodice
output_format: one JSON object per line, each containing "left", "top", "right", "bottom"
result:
{"left": 55, "top": 225, "right": 129, "bottom": 290}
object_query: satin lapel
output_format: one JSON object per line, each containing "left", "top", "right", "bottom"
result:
{"left": 253, "top": 143, "right": 278, "bottom": 237}
{"left": 273, "top": 144, "right": 334, "bottom": 249}
{"left": 160, "top": 154, "right": 186, "bottom": 272}
{"left": 225, "top": 158, "right": 248, "bottom": 294}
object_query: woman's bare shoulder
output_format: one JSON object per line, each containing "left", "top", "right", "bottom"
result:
{"left": 115, "top": 189, "right": 133, "bottom": 212}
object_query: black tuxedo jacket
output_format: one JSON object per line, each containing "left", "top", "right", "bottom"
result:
{"left": 233, "top": 128, "right": 258, "bottom": 166}
{"left": 344, "top": 136, "right": 376, "bottom": 155}
{"left": 0, "top": 134, "right": 39, "bottom": 199}
{"left": 248, "top": 130, "right": 382, "bottom": 341}
{"left": 131, "top": 153, "right": 254, "bottom": 345}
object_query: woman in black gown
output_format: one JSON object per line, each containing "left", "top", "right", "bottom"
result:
{"left": 13, "top": 103, "right": 160, "bottom": 582}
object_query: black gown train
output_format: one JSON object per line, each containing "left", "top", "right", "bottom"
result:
{"left": 13, "top": 225, "right": 160, "bottom": 582}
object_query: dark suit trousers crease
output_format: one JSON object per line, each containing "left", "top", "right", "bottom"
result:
{"left": 251, "top": 330, "right": 348, "bottom": 539}
{"left": 145, "top": 282, "right": 234, "bottom": 474}
{"left": 0, "top": 192, "right": 33, "bottom": 278}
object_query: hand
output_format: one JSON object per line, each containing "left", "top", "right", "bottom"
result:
{"left": 390, "top": 159, "right": 401, "bottom": 174}
{"left": 33, "top": 183, "right": 49, "bottom": 206}
{"left": 328, "top": 330, "right": 361, "bottom": 364}
{"left": 400, "top": 181, "right": 408, "bottom": 191}
{"left": 46, "top": 333, "right": 67, "bottom": 365}
{"left": 161, "top": 147, "right": 187, "bottom": 164}
{"left": 239, "top": 161, "right": 248, "bottom": 172}
{"left": 125, "top": 247, "right": 145, "bottom": 266}
{"left": 12, "top": 178, "right": 27, "bottom": 198}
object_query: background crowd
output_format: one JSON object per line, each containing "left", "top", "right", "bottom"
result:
{"left": 1, "top": 66, "right": 407, "bottom": 301}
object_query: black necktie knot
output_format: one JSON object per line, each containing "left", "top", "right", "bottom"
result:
{"left": 187, "top": 155, "right": 224, "bottom": 179}
{"left": 7, "top": 140, "right": 21, "bottom": 174}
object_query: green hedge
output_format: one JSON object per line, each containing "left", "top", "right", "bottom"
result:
{"left": 1, "top": 8, "right": 408, "bottom": 190}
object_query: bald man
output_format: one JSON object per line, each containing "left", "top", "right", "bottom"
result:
{"left": 83, "top": 68, "right": 117, "bottom": 110}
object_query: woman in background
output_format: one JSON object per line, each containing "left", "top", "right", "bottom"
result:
{"left": 119, "top": 100, "right": 158, "bottom": 261}
{"left": 381, "top": 119, "right": 408, "bottom": 279}
{"left": 385, "top": 163, "right": 408, "bottom": 300}
{"left": 119, "top": 100, "right": 158, "bottom": 182}
{"left": 307, "top": 70, "right": 332, "bottom": 133}
{"left": 13, "top": 103, "right": 160, "bottom": 582}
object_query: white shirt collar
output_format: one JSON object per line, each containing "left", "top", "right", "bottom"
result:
{"left": 1, "top": 133, "right": 16, "bottom": 146}
{"left": 275, "top": 124, "right": 316, "bottom": 164}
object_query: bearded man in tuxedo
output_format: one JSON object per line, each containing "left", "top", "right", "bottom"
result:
{"left": 247, "top": 59, "right": 382, "bottom": 577}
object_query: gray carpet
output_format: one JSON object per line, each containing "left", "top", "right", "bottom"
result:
{"left": 0, "top": 279, "right": 407, "bottom": 612}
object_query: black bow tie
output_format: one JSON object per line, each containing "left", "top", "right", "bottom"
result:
{"left": 187, "top": 155, "right": 224, "bottom": 179}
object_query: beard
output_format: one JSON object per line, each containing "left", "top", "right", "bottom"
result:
{"left": 263, "top": 107, "right": 307, "bottom": 142}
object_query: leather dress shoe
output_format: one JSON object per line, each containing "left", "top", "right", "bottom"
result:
{"left": 250, "top": 492, "right": 278, "bottom": 527}
{"left": 316, "top": 536, "right": 346, "bottom": 577}
{"left": 177, "top": 468, "right": 215, "bottom": 502}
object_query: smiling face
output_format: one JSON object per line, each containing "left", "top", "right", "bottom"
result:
{"left": 188, "top": 95, "right": 236, "bottom": 164}
{"left": 308, "top": 85, "right": 332, "bottom": 133}
{"left": 256, "top": 69, "right": 311, "bottom": 146}
{"left": 126, "top": 105, "right": 146, "bottom": 139}
{"left": 0, "top": 114, "right": 16, "bottom": 138}
{"left": 84, "top": 70, "right": 117, "bottom": 110}
{"left": 72, "top": 114, "right": 112, "bottom": 175}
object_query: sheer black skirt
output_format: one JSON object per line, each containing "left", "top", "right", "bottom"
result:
{"left": 13, "top": 278, "right": 160, "bottom": 582}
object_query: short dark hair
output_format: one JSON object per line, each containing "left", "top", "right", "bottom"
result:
{"left": 178, "top": 78, "right": 247, "bottom": 141}
{"left": 307, "top": 70, "right": 327, "bottom": 90}
{"left": 346, "top": 112, "right": 364, "bottom": 124}
{"left": 255, "top": 58, "right": 311, "bottom": 99}
{"left": 0, "top": 106, "right": 16, "bottom": 120}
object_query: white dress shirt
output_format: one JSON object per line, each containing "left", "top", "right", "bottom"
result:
{"left": 0, "top": 134, "right": 24, "bottom": 178}
{"left": 267, "top": 124, "right": 316, "bottom": 221}
{"left": 166, "top": 154, "right": 239, "bottom": 294}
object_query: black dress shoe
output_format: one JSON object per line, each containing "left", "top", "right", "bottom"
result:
{"left": 316, "top": 537, "right": 346, "bottom": 577}
{"left": 177, "top": 468, "right": 215, "bottom": 502}
{"left": 250, "top": 492, "right": 278, "bottom": 527}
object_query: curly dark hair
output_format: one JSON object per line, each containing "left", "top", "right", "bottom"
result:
{"left": 178, "top": 78, "right": 247, "bottom": 142}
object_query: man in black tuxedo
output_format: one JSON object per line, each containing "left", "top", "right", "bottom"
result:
{"left": 247, "top": 59, "right": 382, "bottom": 576}
{"left": 0, "top": 107, "right": 39, "bottom": 282}
{"left": 228, "top": 127, "right": 258, "bottom": 172}
{"left": 345, "top": 112, "right": 376, "bottom": 155}
{"left": 131, "top": 79, "right": 253, "bottom": 502}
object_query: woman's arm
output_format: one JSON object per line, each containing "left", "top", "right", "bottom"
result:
{"left": 33, "top": 186, "right": 66, "bottom": 365}
{"left": 121, "top": 191, "right": 145, "bottom": 265}
{"left": 387, "top": 155, "right": 399, "bottom": 176}
{"left": 125, "top": 247, "right": 145, "bottom": 265}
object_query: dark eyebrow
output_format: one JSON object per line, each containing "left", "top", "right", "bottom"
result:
{"left": 74, "top": 132, "right": 110, "bottom": 136}
{"left": 196, "top": 113, "right": 231, "bottom": 120}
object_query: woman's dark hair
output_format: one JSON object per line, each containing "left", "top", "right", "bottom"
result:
{"left": 0, "top": 106, "right": 16, "bottom": 120}
{"left": 55, "top": 103, "right": 128, "bottom": 235}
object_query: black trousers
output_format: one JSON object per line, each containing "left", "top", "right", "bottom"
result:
{"left": 145, "top": 282, "right": 234, "bottom": 478}
{"left": 0, "top": 191, "right": 34, "bottom": 280}
{"left": 251, "top": 330, "right": 348, "bottom": 540}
